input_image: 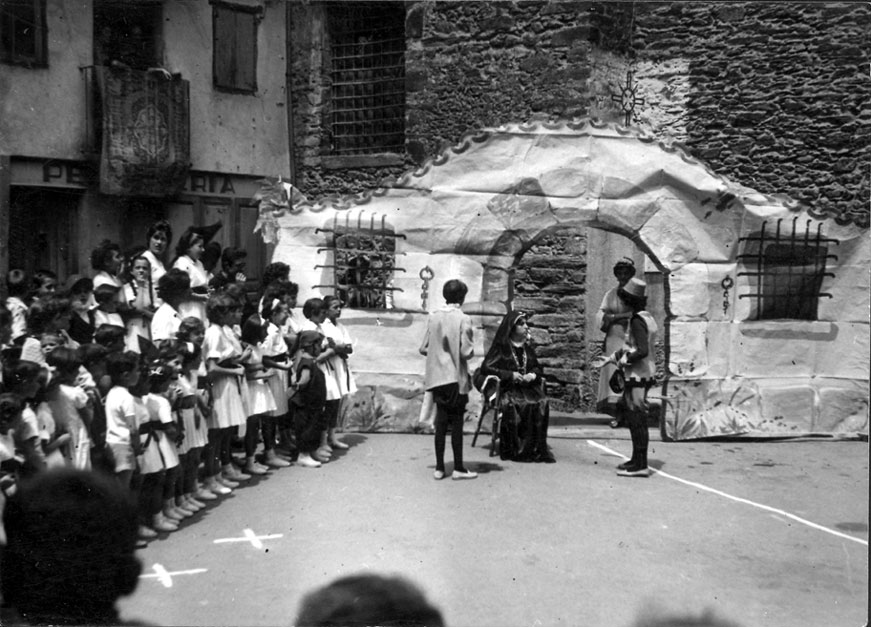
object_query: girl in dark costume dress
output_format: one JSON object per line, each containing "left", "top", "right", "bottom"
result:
{"left": 480, "top": 311, "right": 555, "bottom": 463}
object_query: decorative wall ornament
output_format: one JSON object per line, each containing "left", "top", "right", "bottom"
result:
{"left": 252, "top": 177, "right": 307, "bottom": 244}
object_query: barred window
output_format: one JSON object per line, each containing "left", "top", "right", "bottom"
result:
{"left": 212, "top": 1, "right": 260, "bottom": 94}
{"left": 1, "top": 0, "right": 47, "bottom": 67}
{"left": 315, "top": 213, "right": 405, "bottom": 310}
{"left": 327, "top": 1, "right": 405, "bottom": 155}
{"left": 738, "top": 218, "right": 838, "bottom": 320}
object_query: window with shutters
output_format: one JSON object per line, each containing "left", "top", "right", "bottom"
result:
{"left": 212, "top": 1, "right": 259, "bottom": 94}
{"left": 1, "top": 0, "right": 47, "bottom": 68}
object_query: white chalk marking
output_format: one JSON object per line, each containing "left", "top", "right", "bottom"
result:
{"left": 587, "top": 439, "right": 868, "bottom": 547}
{"left": 214, "top": 528, "right": 283, "bottom": 549}
{"left": 140, "top": 563, "right": 207, "bottom": 588}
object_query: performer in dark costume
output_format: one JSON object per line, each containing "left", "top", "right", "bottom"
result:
{"left": 480, "top": 311, "right": 555, "bottom": 463}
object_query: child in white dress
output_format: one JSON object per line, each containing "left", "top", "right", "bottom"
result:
{"left": 240, "top": 315, "right": 277, "bottom": 476}
{"left": 202, "top": 294, "right": 249, "bottom": 494}
{"left": 45, "top": 348, "right": 92, "bottom": 470}
{"left": 260, "top": 298, "right": 293, "bottom": 468}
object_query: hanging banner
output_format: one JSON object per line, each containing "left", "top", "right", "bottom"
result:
{"left": 97, "top": 67, "right": 190, "bottom": 196}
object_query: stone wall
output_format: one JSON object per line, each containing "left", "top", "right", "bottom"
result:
{"left": 513, "top": 228, "right": 587, "bottom": 412}
{"left": 633, "top": 2, "right": 871, "bottom": 228}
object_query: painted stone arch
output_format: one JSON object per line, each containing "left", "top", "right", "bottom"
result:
{"left": 271, "top": 118, "right": 869, "bottom": 439}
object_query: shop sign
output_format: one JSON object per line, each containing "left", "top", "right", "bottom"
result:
{"left": 10, "top": 159, "right": 94, "bottom": 188}
{"left": 179, "top": 171, "right": 263, "bottom": 199}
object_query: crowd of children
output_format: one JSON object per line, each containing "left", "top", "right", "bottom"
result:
{"left": 0, "top": 220, "right": 356, "bottom": 545}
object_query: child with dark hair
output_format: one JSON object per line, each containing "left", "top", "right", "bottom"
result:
{"left": 295, "top": 573, "right": 445, "bottom": 627}
{"left": 66, "top": 276, "right": 96, "bottom": 345}
{"left": 0, "top": 468, "right": 144, "bottom": 626}
{"left": 322, "top": 295, "right": 355, "bottom": 451}
{"left": 202, "top": 293, "right": 250, "bottom": 494}
{"left": 419, "top": 278, "right": 476, "bottom": 480}
{"left": 152, "top": 268, "right": 191, "bottom": 345}
{"left": 123, "top": 252, "right": 157, "bottom": 353}
{"left": 143, "top": 359, "right": 188, "bottom": 528}
{"left": 29, "top": 269, "right": 58, "bottom": 304}
{"left": 93, "top": 323, "right": 128, "bottom": 354}
{"left": 22, "top": 296, "right": 75, "bottom": 364}
{"left": 301, "top": 297, "right": 339, "bottom": 463}
{"left": 45, "top": 347, "right": 93, "bottom": 470}
{"left": 291, "top": 330, "right": 328, "bottom": 468}
{"left": 93, "top": 283, "right": 125, "bottom": 330}
{"left": 78, "top": 343, "right": 112, "bottom": 472}
{"left": 90, "top": 240, "right": 125, "bottom": 305}
{"left": 169, "top": 339, "right": 211, "bottom": 506}
{"left": 172, "top": 227, "right": 212, "bottom": 324}
{"left": 4, "top": 269, "right": 30, "bottom": 342}
{"left": 104, "top": 351, "right": 142, "bottom": 490}
{"left": 2, "top": 360, "right": 47, "bottom": 476}
{"left": 260, "top": 261, "right": 290, "bottom": 293}
{"left": 240, "top": 314, "right": 276, "bottom": 475}
{"left": 143, "top": 219, "right": 172, "bottom": 287}
{"left": 259, "top": 297, "right": 293, "bottom": 468}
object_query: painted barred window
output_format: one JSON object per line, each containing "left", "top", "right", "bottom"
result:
{"left": 738, "top": 218, "right": 838, "bottom": 320}
{"left": 327, "top": 1, "right": 405, "bottom": 155}
{"left": 315, "top": 213, "right": 405, "bottom": 310}
{"left": 1, "top": 0, "right": 47, "bottom": 67}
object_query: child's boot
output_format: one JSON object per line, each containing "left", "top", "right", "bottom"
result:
{"left": 243, "top": 456, "right": 268, "bottom": 475}
{"left": 196, "top": 482, "right": 220, "bottom": 500}
{"left": 297, "top": 452, "right": 322, "bottom": 468}
{"left": 328, "top": 427, "right": 349, "bottom": 450}
{"left": 206, "top": 475, "right": 233, "bottom": 495}
{"left": 224, "top": 463, "right": 251, "bottom": 482}
{"left": 152, "top": 513, "right": 178, "bottom": 532}
{"left": 263, "top": 448, "right": 291, "bottom": 468}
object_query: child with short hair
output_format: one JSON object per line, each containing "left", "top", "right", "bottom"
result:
{"left": 240, "top": 314, "right": 276, "bottom": 476}
{"left": 93, "top": 283, "right": 125, "bottom": 330}
{"left": 171, "top": 339, "right": 211, "bottom": 506}
{"left": 202, "top": 293, "right": 250, "bottom": 493}
{"left": 301, "top": 297, "right": 340, "bottom": 463}
{"left": 29, "top": 269, "right": 58, "bottom": 304}
{"left": 2, "top": 361, "right": 48, "bottom": 477}
{"left": 90, "top": 240, "right": 125, "bottom": 304}
{"left": 143, "top": 359, "right": 187, "bottom": 526}
{"left": 291, "top": 330, "right": 328, "bottom": 468}
{"left": 104, "top": 351, "right": 142, "bottom": 490}
{"left": 66, "top": 276, "right": 96, "bottom": 345}
{"left": 93, "top": 323, "right": 128, "bottom": 355}
{"left": 45, "top": 347, "right": 93, "bottom": 470}
{"left": 0, "top": 468, "right": 144, "bottom": 626}
{"left": 78, "top": 343, "right": 112, "bottom": 473}
{"left": 151, "top": 269, "right": 191, "bottom": 345}
{"left": 123, "top": 252, "right": 157, "bottom": 353}
{"left": 260, "top": 297, "right": 293, "bottom": 468}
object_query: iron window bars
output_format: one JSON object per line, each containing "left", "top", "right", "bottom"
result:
{"left": 737, "top": 217, "right": 838, "bottom": 320}
{"left": 314, "top": 213, "right": 405, "bottom": 310}
{"left": 327, "top": 2, "right": 405, "bottom": 155}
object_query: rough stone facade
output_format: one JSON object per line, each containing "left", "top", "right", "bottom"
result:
{"left": 286, "top": 1, "right": 869, "bottom": 416}
{"left": 633, "top": 2, "right": 870, "bottom": 228}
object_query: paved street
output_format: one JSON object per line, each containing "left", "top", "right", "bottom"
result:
{"left": 118, "top": 427, "right": 868, "bottom": 627}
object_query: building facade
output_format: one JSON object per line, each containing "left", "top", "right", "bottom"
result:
{"left": 0, "top": 0, "right": 292, "bottom": 288}
{"left": 286, "top": 1, "right": 870, "bottom": 413}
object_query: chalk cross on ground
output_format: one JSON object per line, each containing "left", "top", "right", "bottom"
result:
{"left": 140, "top": 563, "right": 208, "bottom": 588}
{"left": 214, "top": 528, "right": 283, "bottom": 550}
